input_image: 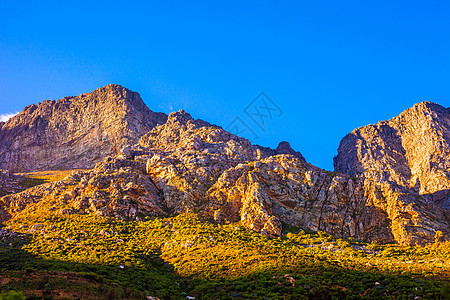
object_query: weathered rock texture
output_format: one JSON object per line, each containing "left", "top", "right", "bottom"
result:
{"left": 131, "top": 109, "right": 449, "bottom": 244}
{"left": 0, "top": 157, "right": 165, "bottom": 224}
{"left": 0, "top": 84, "right": 167, "bottom": 172}
{"left": 208, "top": 155, "right": 450, "bottom": 244}
{"left": 335, "top": 102, "right": 450, "bottom": 197}
{"left": 138, "top": 110, "right": 296, "bottom": 215}
{"left": 1, "top": 88, "right": 449, "bottom": 246}
{"left": 334, "top": 101, "right": 450, "bottom": 244}
{"left": 255, "top": 141, "right": 305, "bottom": 162}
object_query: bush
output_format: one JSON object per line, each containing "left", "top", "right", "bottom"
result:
{"left": 0, "top": 291, "right": 25, "bottom": 300}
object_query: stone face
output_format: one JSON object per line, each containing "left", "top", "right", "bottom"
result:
{"left": 139, "top": 109, "right": 287, "bottom": 214}
{"left": 334, "top": 102, "right": 450, "bottom": 205}
{"left": 275, "top": 141, "right": 306, "bottom": 161}
{"left": 255, "top": 141, "right": 306, "bottom": 162}
{"left": 206, "top": 155, "right": 450, "bottom": 244}
{"left": 0, "top": 84, "right": 167, "bottom": 172}
{"left": 333, "top": 101, "right": 450, "bottom": 244}
{"left": 136, "top": 108, "right": 448, "bottom": 244}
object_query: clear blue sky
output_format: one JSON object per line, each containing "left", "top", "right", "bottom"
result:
{"left": 1, "top": 1, "right": 449, "bottom": 170}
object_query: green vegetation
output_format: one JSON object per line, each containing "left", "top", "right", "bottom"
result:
{"left": 1, "top": 211, "right": 449, "bottom": 299}
{"left": 0, "top": 291, "right": 25, "bottom": 300}
{"left": 17, "top": 170, "right": 82, "bottom": 189}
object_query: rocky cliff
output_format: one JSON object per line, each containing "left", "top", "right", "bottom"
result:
{"left": 0, "top": 84, "right": 167, "bottom": 172}
{"left": 138, "top": 110, "right": 302, "bottom": 215}
{"left": 1, "top": 88, "right": 449, "bottom": 246}
{"left": 334, "top": 102, "right": 450, "bottom": 207}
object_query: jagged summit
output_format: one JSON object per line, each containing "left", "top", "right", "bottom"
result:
{"left": 409, "top": 101, "right": 448, "bottom": 113}
{"left": 0, "top": 84, "right": 167, "bottom": 172}
{"left": 334, "top": 101, "right": 450, "bottom": 196}
{"left": 0, "top": 89, "right": 306, "bottom": 173}
{"left": 275, "top": 141, "right": 305, "bottom": 161}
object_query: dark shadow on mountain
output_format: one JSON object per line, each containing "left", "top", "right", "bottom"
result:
{"left": 0, "top": 232, "right": 183, "bottom": 299}
{"left": 429, "top": 189, "right": 450, "bottom": 210}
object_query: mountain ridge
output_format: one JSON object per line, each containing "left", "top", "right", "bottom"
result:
{"left": 0, "top": 86, "right": 449, "bottom": 246}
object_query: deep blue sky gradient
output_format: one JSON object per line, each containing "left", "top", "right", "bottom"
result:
{"left": 1, "top": 1, "right": 449, "bottom": 170}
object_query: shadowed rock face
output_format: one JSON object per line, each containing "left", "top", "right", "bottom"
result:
{"left": 255, "top": 141, "right": 306, "bottom": 162}
{"left": 0, "top": 170, "right": 27, "bottom": 197}
{"left": 0, "top": 84, "right": 167, "bottom": 172}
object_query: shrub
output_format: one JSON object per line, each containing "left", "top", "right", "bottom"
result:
{"left": 0, "top": 291, "right": 25, "bottom": 300}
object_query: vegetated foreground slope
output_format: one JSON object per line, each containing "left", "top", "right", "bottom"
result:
{"left": 0, "top": 84, "right": 167, "bottom": 172}
{"left": 1, "top": 212, "right": 449, "bottom": 299}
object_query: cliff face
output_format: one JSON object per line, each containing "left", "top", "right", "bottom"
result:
{"left": 138, "top": 110, "right": 298, "bottom": 215}
{"left": 0, "top": 84, "right": 167, "bottom": 172}
{"left": 333, "top": 101, "right": 450, "bottom": 244}
{"left": 206, "top": 155, "right": 449, "bottom": 245}
{"left": 334, "top": 102, "right": 450, "bottom": 204}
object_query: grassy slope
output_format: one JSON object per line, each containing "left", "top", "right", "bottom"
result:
{"left": 1, "top": 211, "right": 449, "bottom": 299}
{"left": 16, "top": 170, "right": 86, "bottom": 189}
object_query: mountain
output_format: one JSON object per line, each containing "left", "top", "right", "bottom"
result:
{"left": 0, "top": 87, "right": 449, "bottom": 246}
{"left": 0, "top": 84, "right": 167, "bottom": 172}
{"left": 334, "top": 101, "right": 450, "bottom": 207}
{"left": 333, "top": 101, "right": 450, "bottom": 244}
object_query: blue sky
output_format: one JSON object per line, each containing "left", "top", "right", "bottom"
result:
{"left": 1, "top": 1, "right": 449, "bottom": 170}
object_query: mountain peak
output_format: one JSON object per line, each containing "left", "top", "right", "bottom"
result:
{"left": 167, "top": 109, "right": 195, "bottom": 124}
{"left": 335, "top": 100, "right": 450, "bottom": 198}
{"left": 0, "top": 85, "right": 167, "bottom": 172}
{"left": 1, "top": 87, "right": 448, "bottom": 246}
{"left": 401, "top": 101, "right": 448, "bottom": 118}
{"left": 275, "top": 141, "right": 305, "bottom": 161}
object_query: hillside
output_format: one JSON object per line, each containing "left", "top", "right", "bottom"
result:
{"left": 0, "top": 87, "right": 450, "bottom": 298}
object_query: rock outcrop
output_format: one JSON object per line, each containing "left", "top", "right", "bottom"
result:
{"left": 115, "top": 109, "right": 450, "bottom": 244}
{"left": 0, "top": 157, "right": 165, "bottom": 224}
{"left": 0, "top": 110, "right": 310, "bottom": 238}
{"left": 206, "top": 155, "right": 450, "bottom": 244}
{"left": 334, "top": 102, "right": 450, "bottom": 207}
{"left": 137, "top": 110, "right": 295, "bottom": 215}
{"left": 256, "top": 141, "right": 306, "bottom": 162}
{"left": 0, "top": 84, "right": 167, "bottom": 172}
{"left": 333, "top": 101, "right": 450, "bottom": 244}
